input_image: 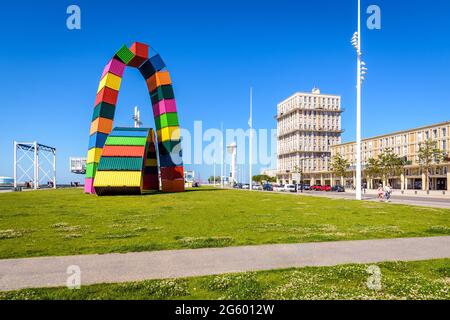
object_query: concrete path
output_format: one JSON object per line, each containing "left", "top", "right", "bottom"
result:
{"left": 1, "top": 236, "right": 450, "bottom": 291}
{"left": 291, "top": 190, "right": 450, "bottom": 209}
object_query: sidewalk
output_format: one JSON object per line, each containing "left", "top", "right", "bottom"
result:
{"left": 1, "top": 236, "right": 449, "bottom": 291}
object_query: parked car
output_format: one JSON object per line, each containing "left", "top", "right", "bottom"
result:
{"left": 332, "top": 185, "right": 346, "bottom": 192}
{"left": 263, "top": 184, "right": 273, "bottom": 191}
{"left": 296, "top": 184, "right": 310, "bottom": 191}
{"left": 283, "top": 184, "right": 296, "bottom": 192}
{"left": 252, "top": 184, "right": 263, "bottom": 191}
{"left": 273, "top": 185, "right": 284, "bottom": 192}
{"left": 311, "top": 185, "right": 322, "bottom": 191}
{"left": 233, "top": 183, "right": 243, "bottom": 189}
{"left": 321, "top": 185, "right": 332, "bottom": 192}
{"left": 242, "top": 184, "right": 250, "bottom": 189}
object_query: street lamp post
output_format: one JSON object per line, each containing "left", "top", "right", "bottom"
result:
{"left": 351, "top": 0, "right": 367, "bottom": 200}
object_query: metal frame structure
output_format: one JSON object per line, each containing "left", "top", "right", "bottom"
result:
{"left": 14, "top": 141, "right": 56, "bottom": 189}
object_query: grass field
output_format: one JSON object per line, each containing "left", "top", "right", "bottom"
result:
{"left": 0, "top": 187, "right": 449, "bottom": 259}
{"left": 1, "top": 259, "right": 449, "bottom": 300}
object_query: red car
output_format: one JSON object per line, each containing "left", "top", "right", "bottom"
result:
{"left": 320, "top": 185, "right": 332, "bottom": 192}
{"left": 311, "top": 185, "right": 322, "bottom": 191}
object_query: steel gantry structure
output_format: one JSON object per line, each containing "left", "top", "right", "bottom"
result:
{"left": 14, "top": 141, "right": 56, "bottom": 189}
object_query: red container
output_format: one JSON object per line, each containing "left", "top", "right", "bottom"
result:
{"left": 128, "top": 42, "right": 149, "bottom": 67}
{"left": 160, "top": 166, "right": 184, "bottom": 180}
{"left": 95, "top": 87, "right": 119, "bottom": 106}
{"left": 101, "top": 145, "right": 145, "bottom": 157}
{"left": 143, "top": 173, "right": 159, "bottom": 190}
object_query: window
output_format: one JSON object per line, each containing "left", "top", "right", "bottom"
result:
{"left": 443, "top": 128, "right": 447, "bottom": 137}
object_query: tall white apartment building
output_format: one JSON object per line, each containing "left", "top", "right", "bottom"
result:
{"left": 276, "top": 88, "right": 343, "bottom": 184}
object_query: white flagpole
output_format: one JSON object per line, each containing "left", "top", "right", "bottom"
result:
{"left": 355, "top": 0, "right": 362, "bottom": 200}
{"left": 221, "top": 122, "right": 224, "bottom": 188}
{"left": 213, "top": 158, "right": 216, "bottom": 186}
{"left": 249, "top": 87, "right": 253, "bottom": 190}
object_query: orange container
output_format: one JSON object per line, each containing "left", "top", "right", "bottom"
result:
{"left": 90, "top": 117, "right": 113, "bottom": 135}
{"left": 101, "top": 145, "right": 145, "bottom": 157}
{"left": 146, "top": 71, "right": 172, "bottom": 93}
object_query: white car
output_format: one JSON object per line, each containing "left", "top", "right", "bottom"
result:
{"left": 273, "top": 185, "right": 284, "bottom": 192}
{"left": 283, "top": 184, "right": 296, "bottom": 192}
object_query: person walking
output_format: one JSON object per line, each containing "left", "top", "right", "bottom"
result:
{"left": 384, "top": 184, "right": 392, "bottom": 202}
{"left": 377, "top": 184, "right": 384, "bottom": 201}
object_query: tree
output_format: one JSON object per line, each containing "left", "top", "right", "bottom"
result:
{"left": 379, "top": 148, "right": 406, "bottom": 184}
{"left": 252, "top": 175, "right": 275, "bottom": 184}
{"left": 330, "top": 154, "right": 350, "bottom": 181}
{"left": 365, "top": 157, "right": 381, "bottom": 182}
{"left": 208, "top": 176, "right": 221, "bottom": 184}
{"left": 417, "top": 139, "right": 444, "bottom": 191}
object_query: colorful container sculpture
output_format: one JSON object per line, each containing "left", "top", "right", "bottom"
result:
{"left": 85, "top": 42, "right": 184, "bottom": 195}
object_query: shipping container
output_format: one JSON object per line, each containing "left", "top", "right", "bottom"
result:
{"left": 88, "top": 132, "right": 109, "bottom": 149}
{"left": 155, "top": 112, "right": 179, "bottom": 130}
{"left": 150, "top": 85, "right": 174, "bottom": 105}
{"left": 115, "top": 45, "right": 135, "bottom": 65}
{"left": 93, "top": 170, "right": 142, "bottom": 187}
{"left": 158, "top": 140, "right": 181, "bottom": 155}
{"left": 97, "top": 72, "right": 122, "bottom": 93}
{"left": 146, "top": 71, "right": 172, "bottom": 93}
{"left": 149, "top": 54, "right": 166, "bottom": 71}
{"left": 97, "top": 157, "right": 144, "bottom": 171}
{"left": 90, "top": 117, "right": 113, "bottom": 135}
{"left": 84, "top": 178, "right": 95, "bottom": 194}
{"left": 92, "top": 102, "right": 115, "bottom": 121}
{"left": 95, "top": 87, "right": 119, "bottom": 106}
{"left": 128, "top": 42, "right": 149, "bottom": 67}
{"left": 87, "top": 147, "right": 103, "bottom": 164}
{"left": 105, "top": 136, "right": 147, "bottom": 146}
{"left": 101, "top": 58, "right": 126, "bottom": 78}
{"left": 161, "top": 179, "right": 185, "bottom": 193}
{"left": 152, "top": 99, "right": 177, "bottom": 117}
{"left": 138, "top": 59, "right": 156, "bottom": 80}
{"left": 101, "top": 145, "right": 145, "bottom": 157}
{"left": 157, "top": 126, "right": 180, "bottom": 142}
{"left": 85, "top": 162, "right": 98, "bottom": 178}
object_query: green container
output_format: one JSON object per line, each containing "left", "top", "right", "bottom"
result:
{"left": 86, "top": 162, "right": 98, "bottom": 178}
{"left": 105, "top": 136, "right": 147, "bottom": 146}
{"left": 158, "top": 139, "right": 181, "bottom": 155}
{"left": 97, "top": 157, "right": 143, "bottom": 171}
{"left": 150, "top": 85, "right": 174, "bottom": 104}
{"left": 155, "top": 112, "right": 179, "bottom": 130}
{"left": 92, "top": 102, "right": 115, "bottom": 121}
{"left": 115, "top": 45, "right": 135, "bottom": 65}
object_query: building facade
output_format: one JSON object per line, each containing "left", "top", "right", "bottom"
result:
{"left": 331, "top": 121, "right": 450, "bottom": 191}
{"left": 276, "top": 88, "right": 343, "bottom": 184}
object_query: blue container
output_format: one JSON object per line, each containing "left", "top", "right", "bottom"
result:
{"left": 88, "top": 132, "right": 109, "bottom": 149}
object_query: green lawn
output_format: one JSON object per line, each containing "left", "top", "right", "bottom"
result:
{"left": 0, "top": 188, "right": 449, "bottom": 259}
{"left": 1, "top": 259, "right": 449, "bottom": 300}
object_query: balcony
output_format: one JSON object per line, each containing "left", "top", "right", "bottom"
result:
{"left": 276, "top": 106, "right": 344, "bottom": 120}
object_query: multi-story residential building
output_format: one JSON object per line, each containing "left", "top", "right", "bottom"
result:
{"left": 331, "top": 121, "right": 450, "bottom": 191}
{"left": 276, "top": 88, "right": 343, "bottom": 184}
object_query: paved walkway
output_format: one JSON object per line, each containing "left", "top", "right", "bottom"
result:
{"left": 291, "top": 190, "right": 450, "bottom": 209}
{"left": 1, "top": 236, "right": 450, "bottom": 291}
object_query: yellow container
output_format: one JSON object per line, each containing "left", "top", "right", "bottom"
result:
{"left": 87, "top": 148, "right": 103, "bottom": 164}
{"left": 97, "top": 72, "right": 122, "bottom": 93}
{"left": 157, "top": 126, "right": 180, "bottom": 142}
{"left": 93, "top": 171, "right": 142, "bottom": 187}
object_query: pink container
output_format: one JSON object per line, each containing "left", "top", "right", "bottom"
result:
{"left": 101, "top": 58, "right": 126, "bottom": 78}
{"left": 84, "top": 178, "right": 95, "bottom": 194}
{"left": 152, "top": 99, "right": 177, "bottom": 117}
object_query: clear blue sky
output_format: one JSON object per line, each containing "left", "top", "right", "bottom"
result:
{"left": 1, "top": 0, "right": 449, "bottom": 183}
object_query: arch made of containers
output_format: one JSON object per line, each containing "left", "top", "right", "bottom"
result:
{"left": 84, "top": 42, "right": 184, "bottom": 194}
